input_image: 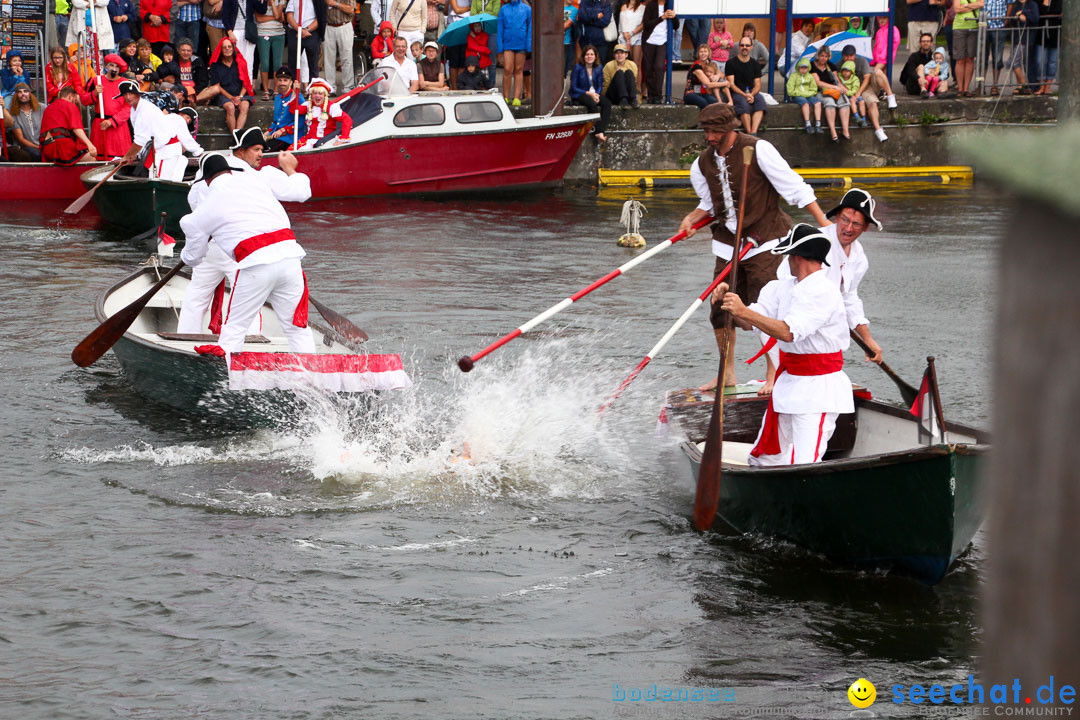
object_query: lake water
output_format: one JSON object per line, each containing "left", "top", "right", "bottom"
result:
{"left": 0, "top": 183, "right": 1002, "bottom": 719}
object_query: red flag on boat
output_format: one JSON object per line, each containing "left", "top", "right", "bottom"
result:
{"left": 227, "top": 352, "right": 412, "bottom": 392}
{"left": 909, "top": 364, "right": 940, "bottom": 443}
{"left": 157, "top": 230, "right": 176, "bottom": 257}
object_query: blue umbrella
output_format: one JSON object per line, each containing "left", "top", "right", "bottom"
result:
{"left": 799, "top": 31, "right": 873, "bottom": 66}
{"left": 438, "top": 13, "right": 497, "bottom": 47}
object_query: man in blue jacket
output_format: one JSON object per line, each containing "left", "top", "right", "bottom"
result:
{"left": 266, "top": 66, "right": 308, "bottom": 151}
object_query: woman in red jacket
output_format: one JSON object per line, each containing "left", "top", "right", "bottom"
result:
{"left": 140, "top": 0, "right": 172, "bottom": 56}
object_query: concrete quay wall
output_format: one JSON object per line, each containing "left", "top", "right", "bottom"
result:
{"left": 193, "top": 95, "right": 1057, "bottom": 182}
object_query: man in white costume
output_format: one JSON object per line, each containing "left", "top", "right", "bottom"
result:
{"left": 175, "top": 129, "right": 276, "bottom": 334}
{"left": 715, "top": 224, "right": 854, "bottom": 466}
{"left": 751, "top": 188, "right": 887, "bottom": 392}
{"left": 179, "top": 151, "right": 315, "bottom": 355}
{"left": 114, "top": 81, "right": 203, "bottom": 181}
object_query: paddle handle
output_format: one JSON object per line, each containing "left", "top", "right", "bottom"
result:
{"left": 458, "top": 215, "right": 715, "bottom": 372}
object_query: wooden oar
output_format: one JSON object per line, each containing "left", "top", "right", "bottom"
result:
{"left": 848, "top": 330, "right": 919, "bottom": 406}
{"left": 64, "top": 162, "right": 123, "bottom": 214}
{"left": 309, "top": 296, "right": 368, "bottom": 344}
{"left": 458, "top": 214, "right": 715, "bottom": 372}
{"left": 693, "top": 145, "right": 754, "bottom": 532}
{"left": 598, "top": 240, "right": 755, "bottom": 414}
{"left": 71, "top": 262, "right": 186, "bottom": 367}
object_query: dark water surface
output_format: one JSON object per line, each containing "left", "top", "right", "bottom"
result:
{"left": 0, "top": 185, "right": 1000, "bottom": 719}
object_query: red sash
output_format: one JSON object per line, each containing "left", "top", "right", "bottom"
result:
{"left": 233, "top": 228, "right": 296, "bottom": 263}
{"left": 750, "top": 350, "right": 844, "bottom": 458}
{"left": 144, "top": 136, "right": 180, "bottom": 169}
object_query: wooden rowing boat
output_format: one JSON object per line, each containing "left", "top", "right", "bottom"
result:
{"left": 662, "top": 388, "right": 990, "bottom": 585}
{"left": 96, "top": 265, "right": 410, "bottom": 423}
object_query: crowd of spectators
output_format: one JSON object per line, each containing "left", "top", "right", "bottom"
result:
{"left": 1, "top": 0, "right": 1065, "bottom": 163}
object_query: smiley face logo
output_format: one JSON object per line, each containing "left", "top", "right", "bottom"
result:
{"left": 848, "top": 678, "right": 876, "bottom": 708}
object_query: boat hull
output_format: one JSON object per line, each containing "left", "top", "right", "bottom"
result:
{"left": 83, "top": 170, "right": 190, "bottom": 239}
{"left": 0, "top": 161, "right": 107, "bottom": 200}
{"left": 681, "top": 440, "right": 986, "bottom": 584}
{"left": 262, "top": 120, "right": 593, "bottom": 197}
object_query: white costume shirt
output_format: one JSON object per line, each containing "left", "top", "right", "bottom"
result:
{"left": 379, "top": 54, "right": 419, "bottom": 88}
{"left": 129, "top": 97, "right": 162, "bottom": 147}
{"left": 690, "top": 139, "right": 818, "bottom": 261}
{"left": 777, "top": 224, "right": 870, "bottom": 330}
{"left": 749, "top": 269, "right": 854, "bottom": 415}
{"left": 180, "top": 168, "right": 312, "bottom": 269}
{"left": 155, "top": 112, "right": 204, "bottom": 157}
{"left": 187, "top": 154, "right": 252, "bottom": 210}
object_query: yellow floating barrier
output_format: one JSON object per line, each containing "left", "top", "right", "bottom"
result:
{"left": 599, "top": 166, "right": 974, "bottom": 188}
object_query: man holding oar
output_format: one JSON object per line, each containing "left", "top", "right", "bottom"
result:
{"left": 714, "top": 224, "right": 853, "bottom": 466}
{"left": 676, "top": 103, "right": 829, "bottom": 393}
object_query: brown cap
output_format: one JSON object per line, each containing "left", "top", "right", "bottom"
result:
{"left": 697, "top": 103, "right": 739, "bottom": 131}
{"left": 614, "top": 43, "right": 628, "bottom": 53}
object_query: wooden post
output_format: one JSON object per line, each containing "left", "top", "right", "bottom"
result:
{"left": 959, "top": 125, "right": 1080, "bottom": 702}
{"left": 531, "top": 0, "right": 564, "bottom": 117}
{"left": 1060, "top": 0, "right": 1078, "bottom": 122}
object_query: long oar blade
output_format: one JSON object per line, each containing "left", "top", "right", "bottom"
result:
{"left": 309, "top": 296, "right": 369, "bottom": 344}
{"left": 458, "top": 214, "right": 715, "bottom": 372}
{"left": 64, "top": 163, "right": 122, "bottom": 215}
{"left": 848, "top": 331, "right": 919, "bottom": 405}
{"left": 72, "top": 262, "right": 186, "bottom": 367}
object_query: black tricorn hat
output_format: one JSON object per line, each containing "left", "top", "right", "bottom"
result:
{"left": 113, "top": 79, "right": 141, "bottom": 98}
{"left": 771, "top": 223, "right": 832, "bottom": 266}
{"left": 825, "top": 187, "right": 883, "bottom": 230}
{"left": 202, "top": 154, "right": 233, "bottom": 181}
{"left": 230, "top": 126, "right": 266, "bottom": 150}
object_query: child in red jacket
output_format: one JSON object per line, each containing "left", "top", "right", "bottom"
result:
{"left": 371, "top": 21, "right": 395, "bottom": 60}
{"left": 465, "top": 24, "right": 491, "bottom": 69}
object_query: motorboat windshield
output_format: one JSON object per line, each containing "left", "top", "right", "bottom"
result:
{"left": 357, "top": 65, "right": 412, "bottom": 98}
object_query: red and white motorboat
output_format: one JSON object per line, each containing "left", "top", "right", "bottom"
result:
{"left": 262, "top": 68, "right": 597, "bottom": 197}
{"left": 0, "top": 159, "right": 108, "bottom": 200}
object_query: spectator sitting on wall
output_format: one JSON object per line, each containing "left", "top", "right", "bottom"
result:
{"left": 175, "top": 39, "right": 209, "bottom": 105}
{"left": 684, "top": 43, "right": 729, "bottom": 109}
{"left": 810, "top": 46, "right": 849, "bottom": 142}
{"left": 870, "top": 16, "right": 899, "bottom": 106}
{"left": 899, "top": 32, "right": 934, "bottom": 95}
{"left": 839, "top": 61, "right": 868, "bottom": 128}
{"left": 132, "top": 39, "right": 163, "bottom": 90}
{"left": 457, "top": 55, "right": 492, "bottom": 91}
{"left": 786, "top": 57, "right": 822, "bottom": 134}
{"left": 570, "top": 45, "right": 610, "bottom": 143}
{"left": 410, "top": 40, "right": 423, "bottom": 61}
{"left": 726, "top": 35, "right": 766, "bottom": 134}
{"left": 418, "top": 41, "right": 449, "bottom": 91}
{"left": 603, "top": 43, "right": 639, "bottom": 107}
{"left": 840, "top": 44, "right": 892, "bottom": 141}
{"left": 39, "top": 86, "right": 97, "bottom": 164}
{"left": 117, "top": 39, "right": 139, "bottom": 75}
{"left": 923, "top": 47, "right": 951, "bottom": 95}
{"left": 266, "top": 66, "right": 306, "bottom": 150}
{"left": 197, "top": 37, "right": 255, "bottom": 133}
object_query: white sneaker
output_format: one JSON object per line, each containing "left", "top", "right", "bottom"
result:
{"left": 886, "top": 94, "right": 897, "bottom": 109}
{"left": 875, "top": 128, "right": 888, "bottom": 142}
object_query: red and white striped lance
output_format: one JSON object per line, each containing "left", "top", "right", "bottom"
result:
{"left": 598, "top": 239, "right": 755, "bottom": 413}
{"left": 457, "top": 215, "right": 716, "bottom": 372}
{"left": 228, "top": 352, "right": 411, "bottom": 392}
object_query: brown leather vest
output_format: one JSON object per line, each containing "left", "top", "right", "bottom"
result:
{"left": 698, "top": 134, "right": 793, "bottom": 248}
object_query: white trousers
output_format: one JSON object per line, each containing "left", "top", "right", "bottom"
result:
{"left": 748, "top": 412, "right": 838, "bottom": 467}
{"left": 398, "top": 29, "right": 424, "bottom": 50}
{"left": 153, "top": 152, "right": 187, "bottom": 183}
{"left": 177, "top": 243, "right": 241, "bottom": 333}
{"left": 218, "top": 257, "right": 316, "bottom": 354}
{"left": 323, "top": 23, "right": 355, "bottom": 91}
